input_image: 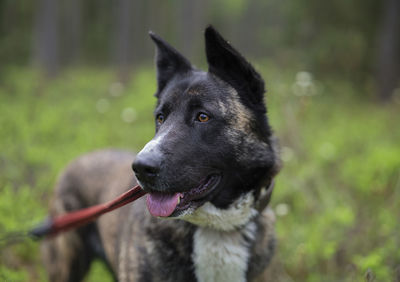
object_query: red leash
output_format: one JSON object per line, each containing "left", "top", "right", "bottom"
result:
{"left": 29, "top": 185, "right": 146, "bottom": 239}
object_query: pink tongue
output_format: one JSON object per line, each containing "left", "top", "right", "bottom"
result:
{"left": 146, "top": 192, "right": 180, "bottom": 217}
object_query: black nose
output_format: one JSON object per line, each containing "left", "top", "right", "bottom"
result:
{"left": 132, "top": 153, "right": 161, "bottom": 183}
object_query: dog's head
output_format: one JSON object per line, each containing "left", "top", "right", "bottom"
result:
{"left": 132, "top": 26, "right": 280, "bottom": 230}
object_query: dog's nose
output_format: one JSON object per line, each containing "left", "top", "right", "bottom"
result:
{"left": 132, "top": 153, "right": 161, "bottom": 183}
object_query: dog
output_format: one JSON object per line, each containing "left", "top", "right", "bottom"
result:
{"left": 41, "top": 26, "right": 281, "bottom": 282}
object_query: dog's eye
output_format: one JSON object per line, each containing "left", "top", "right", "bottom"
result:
{"left": 197, "top": 113, "right": 210, "bottom": 123}
{"left": 156, "top": 114, "right": 165, "bottom": 124}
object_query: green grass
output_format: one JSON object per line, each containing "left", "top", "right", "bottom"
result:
{"left": 0, "top": 67, "right": 399, "bottom": 281}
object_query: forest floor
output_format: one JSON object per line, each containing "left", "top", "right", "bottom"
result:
{"left": 0, "top": 67, "right": 399, "bottom": 281}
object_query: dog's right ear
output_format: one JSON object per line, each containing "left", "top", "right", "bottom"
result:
{"left": 149, "top": 31, "right": 192, "bottom": 96}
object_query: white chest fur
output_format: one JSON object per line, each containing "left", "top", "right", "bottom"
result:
{"left": 192, "top": 221, "right": 257, "bottom": 282}
{"left": 181, "top": 192, "right": 257, "bottom": 231}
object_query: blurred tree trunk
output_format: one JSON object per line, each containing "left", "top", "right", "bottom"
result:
{"left": 33, "top": 0, "right": 60, "bottom": 76}
{"left": 61, "top": 0, "right": 81, "bottom": 65}
{"left": 239, "top": 0, "right": 259, "bottom": 56}
{"left": 376, "top": 0, "right": 400, "bottom": 102}
{"left": 113, "top": 0, "right": 133, "bottom": 82}
{"left": 131, "top": 0, "right": 143, "bottom": 65}
{"left": 181, "top": 0, "right": 196, "bottom": 58}
{"left": 179, "top": 0, "right": 206, "bottom": 60}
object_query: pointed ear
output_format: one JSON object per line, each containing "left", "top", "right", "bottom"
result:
{"left": 149, "top": 31, "right": 192, "bottom": 96}
{"left": 205, "top": 26, "right": 266, "bottom": 107}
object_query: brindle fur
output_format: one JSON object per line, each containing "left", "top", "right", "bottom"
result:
{"left": 42, "top": 26, "right": 281, "bottom": 282}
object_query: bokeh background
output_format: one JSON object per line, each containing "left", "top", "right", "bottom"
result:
{"left": 0, "top": 0, "right": 399, "bottom": 281}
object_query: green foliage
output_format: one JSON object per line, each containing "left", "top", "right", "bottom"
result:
{"left": 0, "top": 67, "right": 399, "bottom": 281}
{"left": 0, "top": 265, "right": 28, "bottom": 282}
{"left": 86, "top": 260, "right": 114, "bottom": 282}
{"left": 266, "top": 69, "right": 400, "bottom": 281}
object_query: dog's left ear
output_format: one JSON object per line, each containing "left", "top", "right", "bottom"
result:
{"left": 205, "top": 26, "right": 266, "bottom": 107}
{"left": 149, "top": 31, "right": 192, "bottom": 96}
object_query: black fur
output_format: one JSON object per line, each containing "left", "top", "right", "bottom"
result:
{"left": 205, "top": 26, "right": 266, "bottom": 112}
{"left": 42, "top": 26, "right": 281, "bottom": 282}
{"left": 149, "top": 31, "right": 192, "bottom": 96}
{"left": 134, "top": 26, "right": 277, "bottom": 209}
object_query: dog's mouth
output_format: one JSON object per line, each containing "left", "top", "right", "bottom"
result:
{"left": 145, "top": 174, "right": 221, "bottom": 217}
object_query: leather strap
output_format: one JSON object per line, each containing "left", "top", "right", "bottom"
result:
{"left": 29, "top": 185, "right": 146, "bottom": 239}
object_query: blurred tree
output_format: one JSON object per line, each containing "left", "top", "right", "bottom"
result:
{"left": 237, "top": 0, "right": 261, "bottom": 56}
{"left": 0, "top": 1, "right": 34, "bottom": 68}
{"left": 79, "top": 0, "right": 113, "bottom": 65}
{"left": 131, "top": 0, "right": 147, "bottom": 66}
{"left": 0, "top": 0, "right": 397, "bottom": 101}
{"left": 113, "top": 0, "right": 134, "bottom": 81}
{"left": 376, "top": 0, "right": 400, "bottom": 102}
{"left": 283, "top": 0, "right": 380, "bottom": 81}
{"left": 60, "top": 0, "right": 82, "bottom": 65}
{"left": 178, "top": 0, "right": 207, "bottom": 60}
{"left": 33, "top": 0, "right": 59, "bottom": 76}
